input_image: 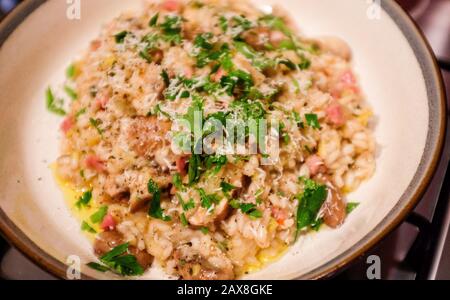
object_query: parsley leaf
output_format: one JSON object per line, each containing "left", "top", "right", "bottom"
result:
{"left": 66, "top": 64, "right": 76, "bottom": 79}
{"left": 89, "top": 118, "right": 104, "bottom": 135}
{"left": 64, "top": 85, "right": 78, "bottom": 100}
{"left": 114, "top": 31, "right": 128, "bottom": 44}
{"left": 90, "top": 206, "right": 108, "bottom": 224}
{"left": 219, "top": 15, "right": 228, "bottom": 32}
{"left": 220, "top": 181, "right": 236, "bottom": 193}
{"left": 234, "top": 41, "right": 274, "bottom": 71}
{"left": 220, "top": 69, "right": 253, "bottom": 96}
{"left": 229, "top": 200, "right": 262, "bottom": 219}
{"left": 180, "top": 213, "right": 188, "bottom": 226}
{"left": 148, "top": 179, "right": 171, "bottom": 221}
{"left": 75, "top": 190, "right": 92, "bottom": 209}
{"left": 346, "top": 202, "right": 360, "bottom": 214}
{"left": 188, "top": 154, "right": 202, "bottom": 185}
{"left": 204, "top": 155, "right": 227, "bottom": 174}
{"left": 149, "top": 13, "right": 159, "bottom": 27}
{"left": 296, "top": 179, "right": 328, "bottom": 231}
{"left": 198, "top": 188, "right": 220, "bottom": 210}
{"left": 86, "top": 262, "right": 109, "bottom": 272}
{"left": 177, "top": 194, "right": 195, "bottom": 211}
{"left": 159, "top": 15, "right": 183, "bottom": 44}
{"left": 87, "top": 243, "right": 144, "bottom": 276}
{"left": 46, "top": 88, "right": 66, "bottom": 116}
{"left": 305, "top": 113, "right": 320, "bottom": 129}
{"left": 81, "top": 221, "right": 96, "bottom": 234}
{"left": 172, "top": 173, "right": 185, "bottom": 191}
{"left": 161, "top": 69, "right": 170, "bottom": 86}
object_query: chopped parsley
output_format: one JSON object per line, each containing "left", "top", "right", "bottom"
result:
{"left": 220, "top": 69, "right": 254, "bottom": 96}
{"left": 204, "top": 155, "right": 227, "bottom": 174}
{"left": 229, "top": 15, "right": 253, "bottom": 38}
{"left": 229, "top": 200, "right": 262, "bottom": 219}
{"left": 234, "top": 41, "right": 274, "bottom": 71}
{"left": 296, "top": 178, "right": 328, "bottom": 232}
{"left": 148, "top": 179, "right": 171, "bottom": 221}
{"left": 310, "top": 218, "right": 324, "bottom": 232}
{"left": 188, "top": 154, "right": 202, "bottom": 185}
{"left": 172, "top": 173, "right": 185, "bottom": 191}
{"left": 64, "top": 85, "right": 78, "bottom": 100}
{"left": 75, "top": 190, "right": 92, "bottom": 209}
{"left": 89, "top": 118, "right": 104, "bottom": 135}
{"left": 46, "top": 87, "right": 66, "bottom": 116}
{"left": 258, "top": 15, "right": 291, "bottom": 35}
{"left": 177, "top": 194, "right": 195, "bottom": 211}
{"left": 197, "top": 188, "right": 220, "bottom": 210}
{"left": 346, "top": 202, "right": 360, "bottom": 214}
{"left": 75, "top": 108, "right": 86, "bottom": 118}
{"left": 66, "top": 64, "right": 76, "bottom": 79}
{"left": 279, "top": 122, "right": 290, "bottom": 144}
{"left": 90, "top": 206, "right": 108, "bottom": 224}
{"left": 139, "top": 33, "right": 160, "bottom": 63}
{"left": 81, "top": 221, "right": 96, "bottom": 234}
{"left": 180, "top": 213, "right": 188, "bottom": 226}
{"left": 200, "top": 227, "right": 209, "bottom": 234}
{"left": 87, "top": 243, "right": 144, "bottom": 276}
{"left": 149, "top": 13, "right": 159, "bottom": 27}
{"left": 220, "top": 181, "right": 236, "bottom": 193}
{"left": 159, "top": 15, "right": 183, "bottom": 44}
{"left": 218, "top": 15, "right": 228, "bottom": 32}
{"left": 160, "top": 69, "right": 170, "bottom": 86}
{"left": 193, "top": 40, "right": 231, "bottom": 68}
{"left": 114, "top": 31, "right": 128, "bottom": 43}
{"left": 305, "top": 113, "right": 320, "bottom": 129}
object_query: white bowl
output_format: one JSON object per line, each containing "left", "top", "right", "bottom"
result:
{"left": 0, "top": 0, "right": 446, "bottom": 279}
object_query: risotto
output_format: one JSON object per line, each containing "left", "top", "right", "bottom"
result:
{"left": 51, "top": 0, "right": 375, "bottom": 279}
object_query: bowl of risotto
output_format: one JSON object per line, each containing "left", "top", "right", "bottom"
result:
{"left": 0, "top": 0, "right": 446, "bottom": 279}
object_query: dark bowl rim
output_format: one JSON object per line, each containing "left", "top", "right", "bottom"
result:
{"left": 0, "top": 0, "right": 446, "bottom": 280}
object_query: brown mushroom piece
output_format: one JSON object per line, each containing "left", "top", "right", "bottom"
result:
{"left": 125, "top": 116, "right": 172, "bottom": 157}
{"left": 315, "top": 175, "right": 347, "bottom": 228}
{"left": 174, "top": 249, "right": 234, "bottom": 280}
{"left": 94, "top": 231, "right": 154, "bottom": 269}
{"left": 188, "top": 198, "right": 230, "bottom": 227}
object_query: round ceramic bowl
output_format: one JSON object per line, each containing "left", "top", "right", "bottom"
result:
{"left": 0, "top": 0, "right": 446, "bottom": 279}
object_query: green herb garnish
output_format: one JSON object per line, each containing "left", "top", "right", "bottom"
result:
{"left": 75, "top": 190, "right": 92, "bottom": 209}
{"left": 147, "top": 179, "right": 171, "bottom": 221}
{"left": 90, "top": 206, "right": 108, "bottom": 224}
{"left": 177, "top": 194, "right": 195, "bottom": 211}
{"left": 149, "top": 13, "right": 159, "bottom": 27}
{"left": 220, "top": 181, "right": 236, "bottom": 193}
{"left": 172, "top": 173, "right": 185, "bottom": 191}
{"left": 46, "top": 87, "right": 66, "bottom": 116}
{"left": 198, "top": 188, "right": 220, "bottom": 210}
{"left": 87, "top": 243, "right": 144, "bottom": 276}
{"left": 229, "top": 200, "right": 262, "bottom": 219}
{"left": 114, "top": 31, "right": 128, "bottom": 43}
{"left": 305, "top": 113, "right": 320, "bottom": 129}
{"left": 66, "top": 64, "right": 76, "bottom": 79}
{"left": 180, "top": 213, "right": 188, "bottom": 227}
{"left": 346, "top": 202, "right": 360, "bottom": 214}
{"left": 64, "top": 85, "right": 78, "bottom": 100}
{"left": 296, "top": 178, "right": 328, "bottom": 232}
{"left": 159, "top": 15, "right": 183, "bottom": 44}
{"left": 81, "top": 221, "right": 97, "bottom": 234}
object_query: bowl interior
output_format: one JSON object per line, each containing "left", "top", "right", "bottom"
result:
{"left": 0, "top": 0, "right": 441, "bottom": 279}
